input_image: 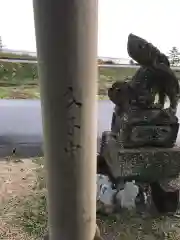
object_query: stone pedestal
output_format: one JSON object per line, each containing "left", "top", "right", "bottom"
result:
{"left": 111, "top": 108, "right": 179, "bottom": 148}
{"left": 104, "top": 33, "right": 180, "bottom": 215}
{"left": 100, "top": 131, "right": 180, "bottom": 182}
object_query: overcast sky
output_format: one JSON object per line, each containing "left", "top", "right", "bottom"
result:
{"left": 0, "top": 0, "right": 179, "bottom": 58}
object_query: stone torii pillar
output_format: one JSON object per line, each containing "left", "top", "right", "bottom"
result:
{"left": 33, "top": 1, "right": 98, "bottom": 239}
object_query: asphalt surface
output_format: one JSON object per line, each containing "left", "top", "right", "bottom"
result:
{"left": 1, "top": 99, "right": 180, "bottom": 158}
{"left": 0, "top": 99, "right": 114, "bottom": 158}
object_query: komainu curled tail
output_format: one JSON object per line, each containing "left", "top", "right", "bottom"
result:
{"left": 127, "top": 33, "right": 180, "bottom": 114}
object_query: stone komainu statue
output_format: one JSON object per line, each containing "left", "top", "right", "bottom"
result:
{"left": 127, "top": 33, "right": 180, "bottom": 114}
{"left": 108, "top": 33, "right": 179, "bottom": 148}
{"left": 101, "top": 33, "right": 180, "bottom": 215}
{"left": 109, "top": 34, "right": 180, "bottom": 115}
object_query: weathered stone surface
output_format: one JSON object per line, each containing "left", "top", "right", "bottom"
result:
{"left": 108, "top": 33, "right": 180, "bottom": 150}
{"left": 103, "top": 33, "right": 180, "bottom": 215}
{"left": 122, "top": 123, "right": 179, "bottom": 148}
{"left": 111, "top": 108, "right": 179, "bottom": 148}
{"left": 127, "top": 33, "right": 163, "bottom": 67}
{"left": 150, "top": 182, "right": 179, "bottom": 214}
{"left": 100, "top": 131, "right": 180, "bottom": 182}
{"left": 127, "top": 33, "right": 180, "bottom": 113}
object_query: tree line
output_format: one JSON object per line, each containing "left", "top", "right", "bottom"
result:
{"left": 99, "top": 47, "right": 180, "bottom": 66}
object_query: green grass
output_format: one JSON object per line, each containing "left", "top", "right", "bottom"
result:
{"left": 0, "top": 86, "right": 40, "bottom": 99}
{"left": 0, "top": 86, "right": 109, "bottom": 100}
{"left": 1, "top": 62, "right": 180, "bottom": 100}
{"left": 99, "top": 66, "right": 137, "bottom": 81}
{"left": 0, "top": 64, "right": 137, "bottom": 100}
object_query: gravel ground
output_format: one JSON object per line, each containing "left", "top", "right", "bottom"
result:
{"left": 0, "top": 158, "right": 180, "bottom": 240}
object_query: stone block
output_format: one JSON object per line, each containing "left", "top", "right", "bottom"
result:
{"left": 100, "top": 131, "right": 180, "bottom": 182}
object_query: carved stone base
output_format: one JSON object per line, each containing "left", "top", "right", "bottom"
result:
{"left": 123, "top": 123, "right": 179, "bottom": 148}
{"left": 111, "top": 108, "right": 179, "bottom": 148}
{"left": 100, "top": 131, "right": 180, "bottom": 182}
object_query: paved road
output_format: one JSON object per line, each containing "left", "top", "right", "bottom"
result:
{"left": 0, "top": 99, "right": 114, "bottom": 157}
{"left": 1, "top": 99, "right": 180, "bottom": 158}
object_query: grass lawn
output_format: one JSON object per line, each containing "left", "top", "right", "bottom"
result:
{"left": 0, "top": 86, "right": 109, "bottom": 100}
{"left": 0, "top": 66, "right": 137, "bottom": 100}
{"left": 0, "top": 66, "right": 180, "bottom": 100}
{"left": 0, "top": 86, "right": 40, "bottom": 99}
{"left": 0, "top": 157, "right": 180, "bottom": 239}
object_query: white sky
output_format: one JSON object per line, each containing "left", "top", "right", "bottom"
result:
{"left": 0, "top": 0, "right": 180, "bottom": 58}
